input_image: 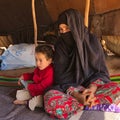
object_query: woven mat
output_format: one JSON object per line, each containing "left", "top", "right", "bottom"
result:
{"left": 0, "top": 74, "right": 120, "bottom": 87}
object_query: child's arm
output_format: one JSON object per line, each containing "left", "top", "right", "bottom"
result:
{"left": 22, "top": 72, "right": 34, "bottom": 81}
{"left": 27, "top": 69, "right": 53, "bottom": 96}
{"left": 17, "top": 72, "right": 34, "bottom": 87}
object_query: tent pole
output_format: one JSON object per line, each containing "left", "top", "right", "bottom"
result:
{"left": 84, "top": 0, "right": 90, "bottom": 27}
{"left": 32, "top": 0, "right": 37, "bottom": 46}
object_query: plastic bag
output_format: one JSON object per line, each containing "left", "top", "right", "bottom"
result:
{"left": 0, "top": 43, "right": 35, "bottom": 70}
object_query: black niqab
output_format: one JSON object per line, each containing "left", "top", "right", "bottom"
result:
{"left": 53, "top": 8, "right": 110, "bottom": 92}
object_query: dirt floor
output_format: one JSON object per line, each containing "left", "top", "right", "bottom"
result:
{"left": 106, "top": 55, "right": 120, "bottom": 75}
{"left": 0, "top": 55, "right": 119, "bottom": 77}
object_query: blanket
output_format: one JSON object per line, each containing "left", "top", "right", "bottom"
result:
{"left": 110, "top": 74, "right": 120, "bottom": 83}
{"left": 0, "top": 74, "right": 120, "bottom": 87}
{"left": 0, "top": 76, "right": 19, "bottom": 87}
{"left": 0, "top": 76, "right": 33, "bottom": 88}
{"left": 0, "top": 86, "right": 52, "bottom": 120}
{"left": 0, "top": 86, "right": 120, "bottom": 120}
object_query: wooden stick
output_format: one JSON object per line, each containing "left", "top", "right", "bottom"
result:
{"left": 32, "top": 0, "right": 37, "bottom": 46}
{"left": 84, "top": 0, "right": 90, "bottom": 27}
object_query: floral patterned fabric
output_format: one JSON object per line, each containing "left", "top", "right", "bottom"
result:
{"left": 44, "top": 90, "right": 83, "bottom": 119}
{"left": 93, "top": 80, "right": 120, "bottom": 105}
{"left": 44, "top": 81, "right": 120, "bottom": 119}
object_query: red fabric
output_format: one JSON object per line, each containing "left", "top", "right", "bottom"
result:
{"left": 44, "top": 90, "right": 83, "bottom": 119}
{"left": 44, "top": 82, "right": 120, "bottom": 119}
{"left": 110, "top": 74, "right": 120, "bottom": 77}
{"left": 23, "top": 64, "right": 53, "bottom": 96}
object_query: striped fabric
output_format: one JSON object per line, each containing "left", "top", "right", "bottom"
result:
{"left": 0, "top": 76, "right": 19, "bottom": 87}
{"left": 110, "top": 74, "right": 120, "bottom": 83}
{"left": 0, "top": 74, "right": 120, "bottom": 87}
{"left": 0, "top": 75, "right": 32, "bottom": 87}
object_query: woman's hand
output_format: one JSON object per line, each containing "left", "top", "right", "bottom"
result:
{"left": 83, "top": 91, "right": 97, "bottom": 107}
{"left": 71, "top": 91, "right": 87, "bottom": 105}
{"left": 68, "top": 85, "right": 98, "bottom": 107}
{"left": 88, "top": 84, "right": 97, "bottom": 94}
{"left": 82, "top": 84, "right": 98, "bottom": 107}
{"left": 71, "top": 90, "right": 93, "bottom": 106}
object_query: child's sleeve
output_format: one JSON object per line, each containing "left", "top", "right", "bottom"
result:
{"left": 23, "top": 72, "right": 34, "bottom": 81}
{"left": 27, "top": 68, "right": 53, "bottom": 96}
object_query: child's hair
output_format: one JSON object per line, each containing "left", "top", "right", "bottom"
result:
{"left": 35, "top": 45, "right": 54, "bottom": 59}
{"left": 43, "top": 34, "right": 57, "bottom": 46}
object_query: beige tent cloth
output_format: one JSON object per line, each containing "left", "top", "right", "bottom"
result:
{"left": 32, "top": 0, "right": 91, "bottom": 46}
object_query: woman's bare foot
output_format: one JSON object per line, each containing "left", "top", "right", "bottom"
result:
{"left": 13, "top": 99, "right": 27, "bottom": 105}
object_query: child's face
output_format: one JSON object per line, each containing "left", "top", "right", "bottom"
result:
{"left": 35, "top": 52, "right": 52, "bottom": 70}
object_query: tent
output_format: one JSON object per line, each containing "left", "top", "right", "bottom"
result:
{"left": 0, "top": 0, "right": 120, "bottom": 120}
{"left": 0, "top": 0, "right": 120, "bottom": 54}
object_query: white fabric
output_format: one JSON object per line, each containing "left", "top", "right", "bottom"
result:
{"left": 29, "top": 95, "right": 43, "bottom": 111}
{"left": 16, "top": 89, "right": 31, "bottom": 101}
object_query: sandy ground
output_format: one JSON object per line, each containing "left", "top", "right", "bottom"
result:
{"left": 106, "top": 55, "right": 120, "bottom": 75}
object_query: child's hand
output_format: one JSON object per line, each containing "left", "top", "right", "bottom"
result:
{"left": 18, "top": 75, "right": 24, "bottom": 86}
{"left": 18, "top": 80, "right": 21, "bottom": 86}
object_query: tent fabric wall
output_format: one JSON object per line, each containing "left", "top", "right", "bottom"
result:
{"left": 44, "top": 0, "right": 86, "bottom": 21}
{"left": 94, "top": 0, "right": 120, "bottom": 14}
{"left": 0, "top": 0, "right": 52, "bottom": 44}
{"left": 0, "top": 0, "right": 119, "bottom": 44}
{"left": 44, "top": 0, "right": 120, "bottom": 21}
{"left": 90, "top": 9, "right": 120, "bottom": 38}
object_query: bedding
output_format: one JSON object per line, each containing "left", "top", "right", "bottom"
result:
{"left": 0, "top": 86, "right": 53, "bottom": 120}
{"left": 0, "top": 76, "right": 32, "bottom": 87}
{"left": 0, "top": 86, "right": 120, "bottom": 120}
{"left": 0, "top": 76, "right": 18, "bottom": 87}
{"left": 0, "top": 74, "right": 120, "bottom": 87}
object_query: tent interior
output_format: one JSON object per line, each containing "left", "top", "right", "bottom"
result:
{"left": 0, "top": 0, "right": 120, "bottom": 120}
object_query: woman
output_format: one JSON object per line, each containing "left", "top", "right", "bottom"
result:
{"left": 44, "top": 9, "right": 120, "bottom": 119}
